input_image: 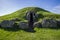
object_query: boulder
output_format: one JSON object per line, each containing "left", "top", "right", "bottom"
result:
{"left": 34, "top": 22, "right": 42, "bottom": 28}
{"left": 0, "top": 20, "right": 15, "bottom": 28}
{"left": 42, "top": 19, "right": 57, "bottom": 28}
{"left": 18, "top": 22, "right": 29, "bottom": 29}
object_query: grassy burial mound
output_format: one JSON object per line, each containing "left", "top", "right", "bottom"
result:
{"left": 0, "top": 7, "right": 60, "bottom": 40}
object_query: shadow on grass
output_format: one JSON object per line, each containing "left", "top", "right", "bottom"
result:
{"left": 24, "top": 29, "right": 36, "bottom": 33}
{"left": 36, "top": 26, "right": 60, "bottom": 30}
{"left": 0, "top": 26, "right": 36, "bottom": 33}
{"left": 0, "top": 26, "right": 60, "bottom": 32}
{"left": 0, "top": 27, "right": 20, "bottom": 32}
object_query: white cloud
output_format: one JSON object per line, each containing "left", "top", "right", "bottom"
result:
{"left": 52, "top": 5, "right": 60, "bottom": 13}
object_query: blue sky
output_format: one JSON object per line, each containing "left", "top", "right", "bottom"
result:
{"left": 0, "top": 0, "right": 60, "bottom": 16}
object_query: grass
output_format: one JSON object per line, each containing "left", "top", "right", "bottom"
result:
{"left": 0, "top": 28, "right": 60, "bottom": 40}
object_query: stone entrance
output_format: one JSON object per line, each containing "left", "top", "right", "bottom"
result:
{"left": 28, "top": 11, "right": 34, "bottom": 29}
{"left": 26, "top": 11, "right": 37, "bottom": 29}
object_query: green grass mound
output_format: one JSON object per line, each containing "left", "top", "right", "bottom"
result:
{"left": 0, "top": 7, "right": 60, "bottom": 40}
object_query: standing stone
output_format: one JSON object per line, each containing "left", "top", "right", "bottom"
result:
{"left": 42, "top": 19, "right": 57, "bottom": 28}
{"left": 1, "top": 20, "right": 15, "bottom": 28}
{"left": 19, "top": 22, "right": 29, "bottom": 29}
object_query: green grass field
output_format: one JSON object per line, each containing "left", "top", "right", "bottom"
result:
{"left": 0, "top": 28, "right": 60, "bottom": 40}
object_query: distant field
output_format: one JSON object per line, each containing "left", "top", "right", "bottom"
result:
{"left": 0, "top": 28, "right": 60, "bottom": 40}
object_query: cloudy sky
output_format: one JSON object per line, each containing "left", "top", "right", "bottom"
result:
{"left": 0, "top": 0, "right": 60, "bottom": 16}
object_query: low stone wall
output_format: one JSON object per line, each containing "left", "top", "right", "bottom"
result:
{"left": 41, "top": 19, "right": 57, "bottom": 28}
{"left": 0, "top": 19, "right": 60, "bottom": 29}
{"left": 0, "top": 20, "right": 15, "bottom": 28}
